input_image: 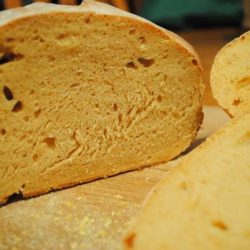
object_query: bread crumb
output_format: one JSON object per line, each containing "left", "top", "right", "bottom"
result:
{"left": 115, "top": 194, "right": 123, "bottom": 199}
{"left": 104, "top": 217, "right": 112, "bottom": 228}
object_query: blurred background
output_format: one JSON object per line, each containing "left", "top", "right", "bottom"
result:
{"left": 1, "top": 0, "right": 249, "bottom": 105}
{"left": 1, "top": 0, "right": 248, "bottom": 30}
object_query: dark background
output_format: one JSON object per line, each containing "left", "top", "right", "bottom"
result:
{"left": 0, "top": 0, "right": 245, "bottom": 31}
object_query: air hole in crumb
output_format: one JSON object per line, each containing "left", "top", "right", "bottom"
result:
{"left": 85, "top": 17, "right": 91, "bottom": 24}
{"left": 33, "top": 35, "right": 42, "bottom": 41}
{"left": 118, "top": 113, "right": 122, "bottom": 123}
{"left": 7, "top": 191, "right": 24, "bottom": 203}
{"left": 126, "top": 107, "right": 133, "bottom": 115}
{"left": 48, "top": 55, "right": 55, "bottom": 61}
{"left": 241, "top": 35, "right": 246, "bottom": 40}
{"left": 103, "top": 128, "right": 107, "bottom": 136}
{"left": 1, "top": 129, "right": 6, "bottom": 135}
{"left": 23, "top": 116, "right": 29, "bottom": 122}
{"left": 138, "top": 36, "right": 146, "bottom": 43}
{"left": 124, "top": 233, "right": 136, "bottom": 248}
{"left": 12, "top": 101, "right": 23, "bottom": 112}
{"left": 29, "top": 89, "right": 35, "bottom": 95}
{"left": 95, "top": 103, "right": 99, "bottom": 108}
{"left": 126, "top": 118, "right": 132, "bottom": 128}
{"left": 160, "top": 110, "right": 168, "bottom": 116}
{"left": 236, "top": 76, "right": 250, "bottom": 89}
{"left": 6, "top": 37, "right": 15, "bottom": 42}
{"left": 212, "top": 220, "right": 228, "bottom": 231}
{"left": 113, "top": 103, "right": 118, "bottom": 111}
{"left": 126, "top": 61, "right": 137, "bottom": 69}
{"left": 33, "top": 154, "right": 39, "bottom": 161}
{"left": 3, "top": 86, "right": 14, "bottom": 100}
{"left": 129, "top": 28, "right": 135, "bottom": 34}
{"left": 163, "top": 52, "right": 169, "bottom": 58}
{"left": 0, "top": 50, "right": 24, "bottom": 64}
{"left": 70, "top": 83, "right": 80, "bottom": 88}
{"left": 43, "top": 137, "right": 56, "bottom": 149}
{"left": 157, "top": 95, "right": 163, "bottom": 102}
{"left": 151, "top": 129, "right": 157, "bottom": 134}
{"left": 192, "top": 59, "right": 198, "bottom": 66}
{"left": 138, "top": 57, "right": 155, "bottom": 67}
{"left": 19, "top": 135, "right": 26, "bottom": 141}
{"left": 232, "top": 98, "right": 241, "bottom": 106}
{"left": 56, "top": 33, "right": 68, "bottom": 40}
{"left": 136, "top": 107, "right": 143, "bottom": 114}
{"left": 34, "top": 109, "right": 41, "bottom": 118}
{"left": 172, "top": 111, "right": 180, "bottom": 118}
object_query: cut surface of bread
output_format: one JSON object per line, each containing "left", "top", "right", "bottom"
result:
{"left": 211, "top": 31, "right": 250, "bottom": 117}
{"left": 0, "top": 1, "right": 203, "bottom": 204}
{"left": 124, "top": 113, "right": 250, "bottom": 250}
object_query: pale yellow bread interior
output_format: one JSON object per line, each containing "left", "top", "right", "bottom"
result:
{"left": 0, "top": 1, "right": 203, "bottom": 203}
{"left": 211, "top": 31, "right": 250, "bottom": 117}
{"left": 124, "top": 113, "right": 250, "bottom": 250}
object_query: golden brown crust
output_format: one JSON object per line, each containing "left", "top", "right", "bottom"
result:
{"left": 0, "top": 0, "right": 201, "bottom": 68}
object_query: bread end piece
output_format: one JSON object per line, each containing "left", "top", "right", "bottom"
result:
{"left": 211, "top": 31, "right": 250, "bottom": 117}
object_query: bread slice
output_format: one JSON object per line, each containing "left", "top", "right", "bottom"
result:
{"left": 0, "top": 1, "right": 203, "bottom": 204}
{"left": 211, "top": 31, "right": 250, "bottom": 117}
{"left": 124, "top": 113, "right": 250, "bottom": 250}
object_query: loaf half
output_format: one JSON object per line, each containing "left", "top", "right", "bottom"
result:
{"left": 124, "top": 113, "right": 250, "bottom": 250}
{"left": 0, "top": 1, "right": 203, "bottom": 204}
{"left": 211, "top": 31, "right": 250, "bottom": 117}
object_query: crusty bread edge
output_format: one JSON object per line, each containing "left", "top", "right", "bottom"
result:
{"left": 0, "top": 0, "right": 202, "bottom": 71}
{"left": 0, "top": 0, "right": 204, "bottom": 101}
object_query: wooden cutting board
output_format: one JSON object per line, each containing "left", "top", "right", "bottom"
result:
{"left": 0, "top": 106, "right": 229, "bottom": 250}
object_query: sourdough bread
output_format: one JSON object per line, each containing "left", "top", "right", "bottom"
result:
{"left": 124, "top": 113, "right": 250, "bottom": 250}
{"left": 0, "top": 0, "right": 203, "bottom": 204}
{"left": 211, "top": 31, "right": 250, "bottom": 117}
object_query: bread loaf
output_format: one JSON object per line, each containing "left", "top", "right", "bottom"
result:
{"left": 124, "top": 113, "right": 250, "bottom": 250}
{"left": 0, "top": 0, "right": 203, "bottom": 204}
{"left": 211, "top": 31, "right": 250, "bottom": 117}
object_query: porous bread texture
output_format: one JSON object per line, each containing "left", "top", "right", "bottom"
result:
{"left": 124, "top": 113, "right": 250, "bottom": 250}
{"left": 211, "top": 31, "right": 250, "bottom": 117}
{"left": 0, "top": 1, "right": 203, "bottom": 204}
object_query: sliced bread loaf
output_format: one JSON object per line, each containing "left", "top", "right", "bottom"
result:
{"left": 0, "top": 0, "right": 203, "bottom": 204}
{"left": 124, "top": 113, "right": 250, "bottom": 250}
{"left": 211, "top": 31, "right": 250, "bottom": 117}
